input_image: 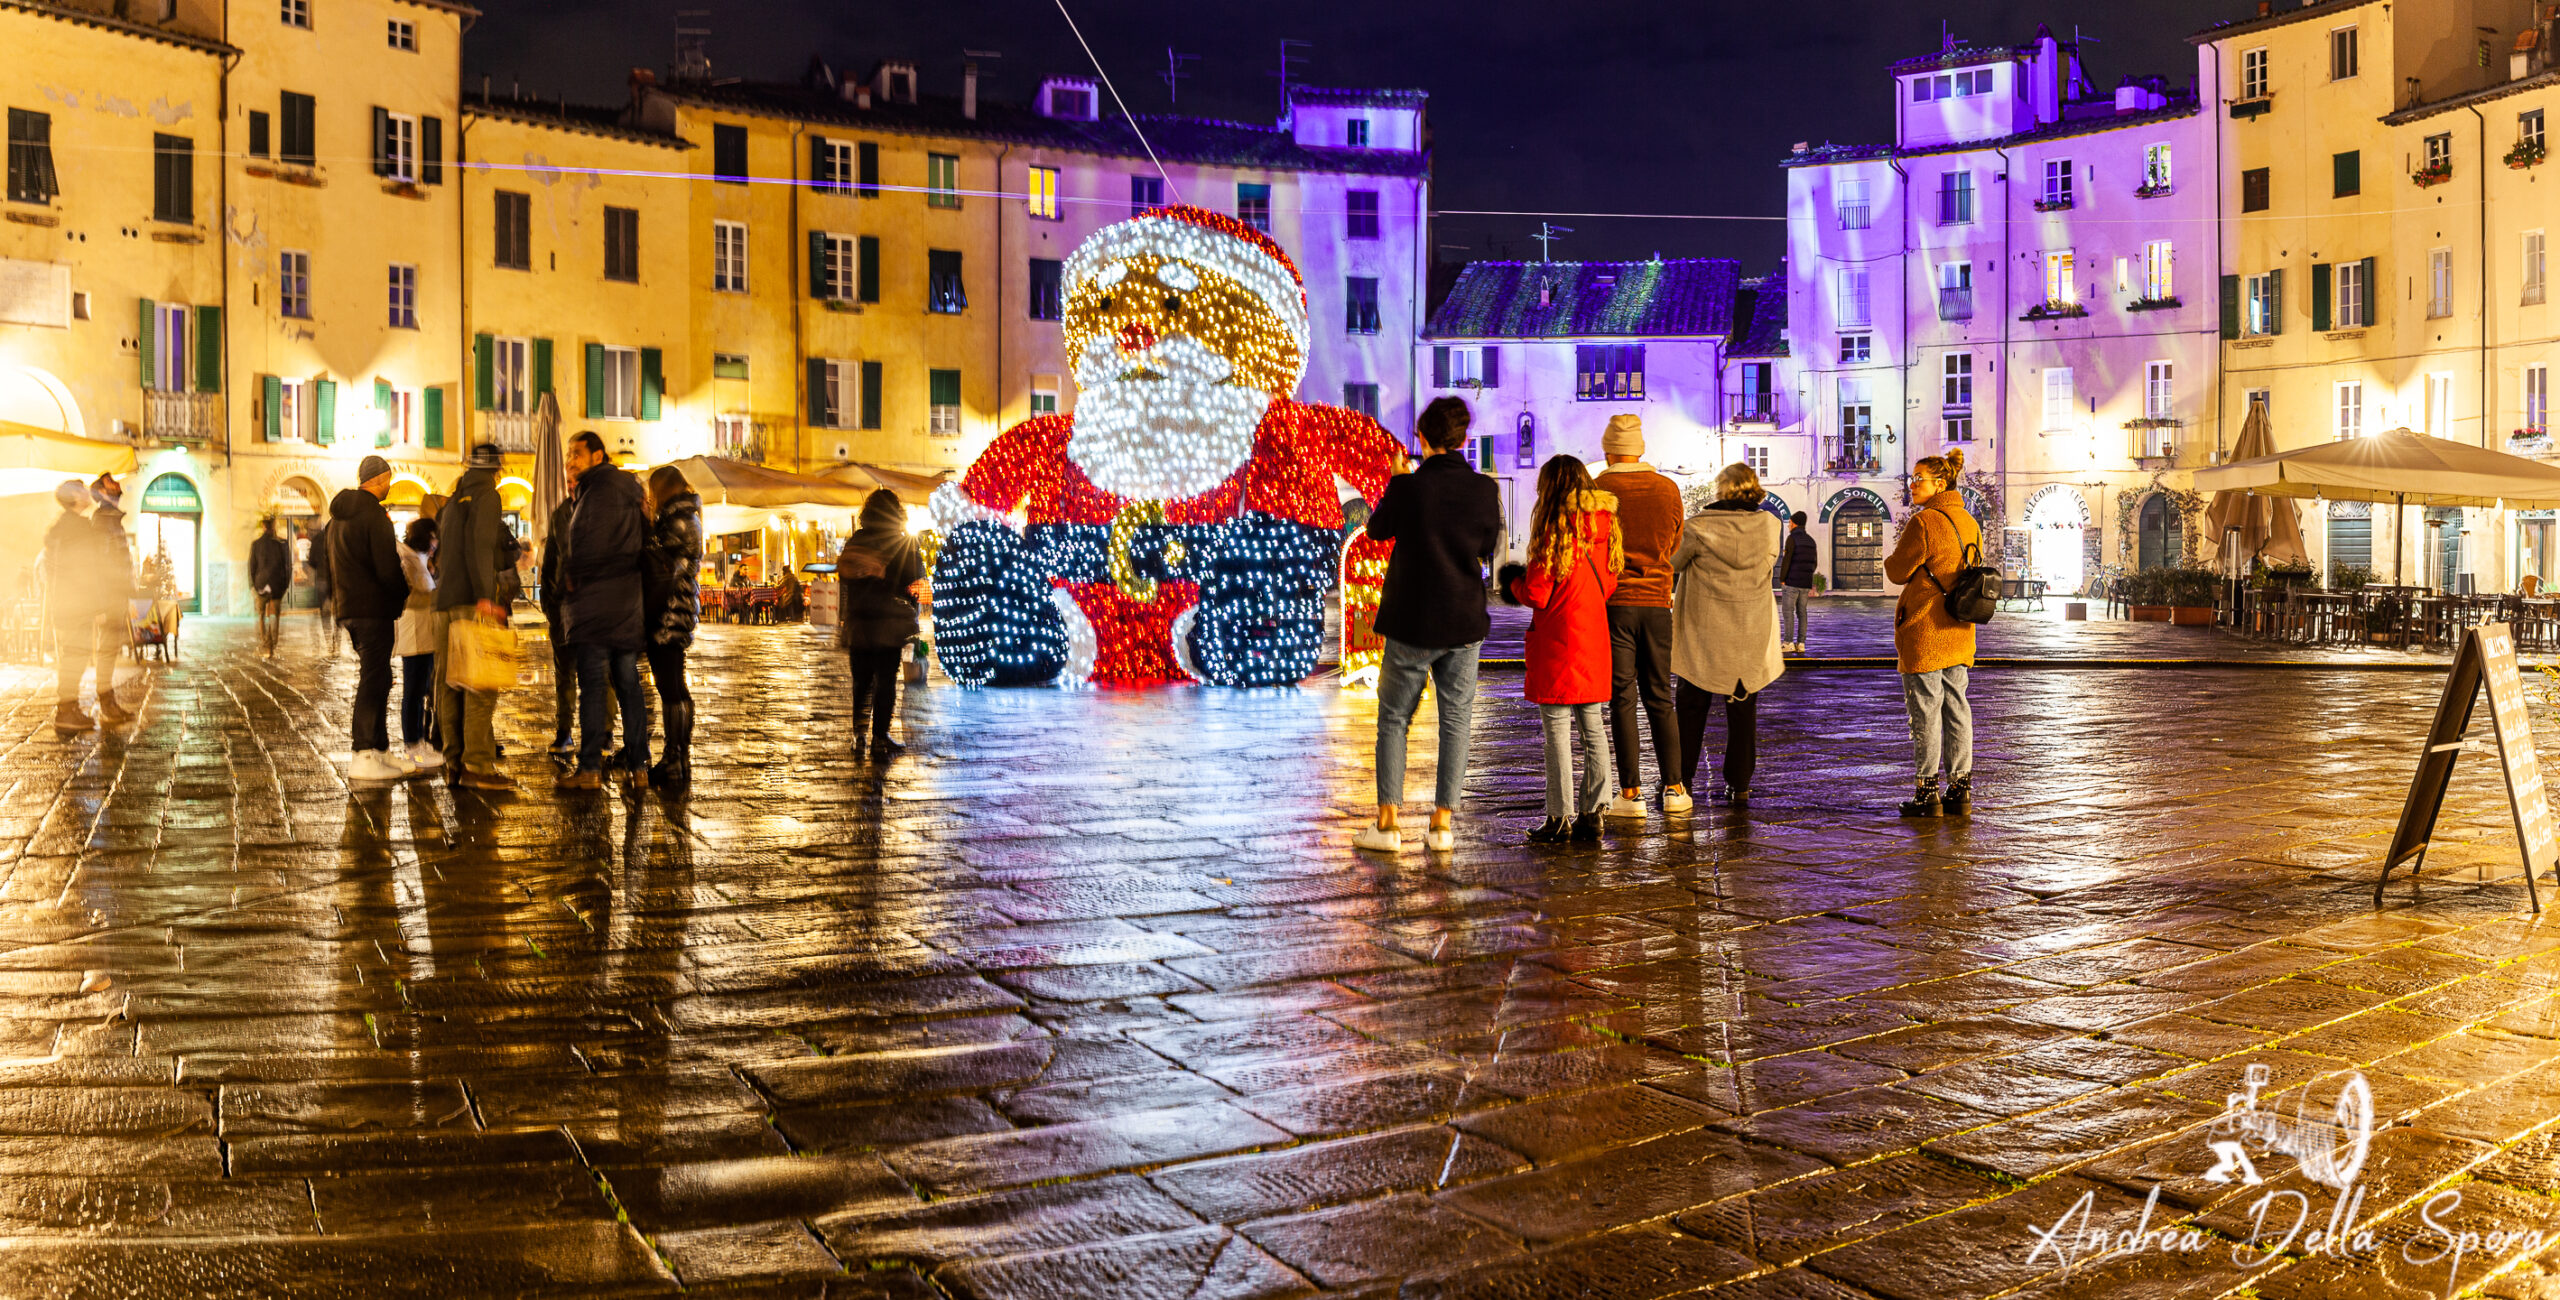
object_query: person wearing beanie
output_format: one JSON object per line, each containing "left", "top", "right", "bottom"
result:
{"left": 328, "top": 456, "right": 418, "bottom": 782}
{"left": 431, "top": 443, "right": 518, "bottom": 789}
{"left": 40, "top": 480, "right": 123, "bottom": 735}
{"left": 1591, "top": 413, "right": 1690, "bottom": 818}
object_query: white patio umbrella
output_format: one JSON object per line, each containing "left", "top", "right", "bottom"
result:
{"left": 2193, "top": 427, "right": 2560, "bottom": 586}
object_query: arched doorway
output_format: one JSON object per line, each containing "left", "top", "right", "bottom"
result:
{"left": 2024, "top": 486, "right": 2090, "bottom": 595}
{"left": 136, "top": 472, "right": 202, "bottom": 613}
{"left": 1823, "top": 489, "right": 1889, "bottom": 591}
{"left": 2137, "top": 494, "right": 2183, "bottom": 570}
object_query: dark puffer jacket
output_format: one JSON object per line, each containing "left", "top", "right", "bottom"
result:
{"left": 325, "top": 487, "right": 409, "bottom": 622}
{"left": 835, "top": 491, "right": 923, "bottom": 651}
{"left": 559, "top": 461, "right": 649, "bottom": 651}
{"left": 643, "top": 491, "right": 703, "bottom": 649}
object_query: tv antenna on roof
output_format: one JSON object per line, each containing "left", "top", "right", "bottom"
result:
{"left": 1162, "top": 48, "right": 1199, "bottom": 104}
{"left": 675, "top": 9, "right": 711, "bottom": 81}
{"left": 1271, "top": 38, "right": 1310, "bottom": 114}
{"left": 1533, "top": 222, "right": 1573, "bottom": 262}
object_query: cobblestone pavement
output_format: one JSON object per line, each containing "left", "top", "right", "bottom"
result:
{"left": 14, "top": 617, "right": 2560, "bottom": 1297}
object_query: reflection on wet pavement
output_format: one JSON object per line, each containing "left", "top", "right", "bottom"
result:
{"left": 9, "top": 618, "right": 2560, "bottom": 1296}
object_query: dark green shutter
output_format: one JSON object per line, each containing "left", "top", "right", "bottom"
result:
{"left": 858, "top": 236, "right": 880, "bottom": 302}
{"left": 137, "top": 298, "right": 155, "bottom": 386}
{"left": 314, "top": 378, "right": 336, "bottom": 444}
{"left": 583, "top": 343, "right": 605, "bottom": 418}
{"left": 373, "top": 378, "right": 394, "bottom": 447}
{"left": 2220, "top": 274, "right": 2241, "bottom": 339}
{"left": 639, "top": 348, "right": 662, "bottom": 420}
{"left": 194, "top": 304, "right": 220, "bottom": 393}
{"left": 858, "top": 141, "right": 879, "bottom": 196}
{"left": 420, "top": 116, "right": 442, "bottom": 184}
{"left": 531, "top": 338, "right": 553, "bottom": 395}
{"left": 2359, "top": 256, "right": 2378, "bottom": 327}
{"left": 809, "top": 231, "right": 829, "bottom": 298}
{"left": 860, "top": 360, "right": 882, "bottom": 429}
{"left": 929, "top": 368, "right": 960, "bottom": 406}
{"left": 2311, "top": 263, "right": 2332, "bottom": 331}
{"left": 2267, "top": 269, "right": 2284, "bottom": 336}
{"left": 371, "top": 107, "right": 391, "bottom": 175}
{"left": 423, "top": 386, "right": 444, "bottom": 449}
{"left": 2333, "top": 150, "right": 2358, "bottom": 197}
{"left": 810, "top": 134, "right": 828, "bottom": 188}
{"left": 262, "top": 375, "right": 282, "bottom": 441}
{"left": 473, "top": 335, "right": 493, "bottom": 409}
{"left": 807, "top": 357, "right": 831, "bottom": 426}
{"left": 1481, "top": 346, "right": 1499, "bottom": 388}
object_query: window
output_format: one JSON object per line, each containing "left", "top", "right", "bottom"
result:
{"left": 603, "top": 207, "right": 638, "bottom": 282}
{"left": 1937, "top": 171, "right": 1972, "bottom": 225}
{"left": 1345, "top": 277, "right": 1380, "bottom": 334}
{"left": 713, "top": 124, "right": 747, "bottom": 183}
{"left": 493, "top": 191, "right": 530, "bottom": 270}
{"left": 386, "top": 18, "right": 414, "bottom": 50}
{"left": 271, "top": 377, "right": 305, "bottom": 440}
{"left": 1028, "top": 258, "right": 1062, "bottom": 321}
{"left": 2426, "top": 133, "right": 2453, "bottom": 173}
{"left": 2044, "top": 250, "right": 2075, "bottom": 307}
{"left": 857, "top": 142, "right": 879, "bottom": 198}
{"left": 2142, "top": 241, "right": 2174, "bottom": 300}
{"left": 1342, "top": 383, "right": 1379, "bottom": 418}
{"left": 2428, "top": 373, "right": 2453, "bottom": 436}
{"left": 2143, "top": 143, "right": 2172, "bottom": 191}
{"left": 380, "top": 111, "right": 417, "bottom": 182}
{"left": 278, "top": 250, "right": 310, "bottom": 319}
{"left": 1837, "top": 378, "right": 1873, "bottom": 466}
{"left": 1838, "top": 333, "right": 1872, "bottom": 364}
{"left": 1346, "top": 190, "right": 1379, "bottom": 240}
{"left": 1030, "top": 373, "right": 1059, "bottom": 417}
{"left": 281, "top": 0, "right": 308, "bottom": 27}
{"left": 1574, "top": 344, "right": 1644, "bottom": 400}
{"left": 7, "top": 109, "right": 57, "bottom": 204}
{"left": 1237, "top": 182, "right": 1271, "bottom": 232}
{"left": 2528, "top": 110, "right": 2550, "bottom": 154}
{"left": 714, "top": 414, "right": 753, "bottom": 454}
{"left": 2330, "top": 26, "right": 2358, "bottom": 80}
{"left": 713, "top": 221, "right": 746, "bottom": 293}
{"left": 2335, "top": 381, "right": 2364, "bottom": 440}
{"left": 2430, "top": 247, "right": 2454, "bottom": 318}
{"left": 152, "top": 134, "right": 192, "bottom": 223}
{"left": 2042, "top": 368, "right": 2075, "bottom": 430}
{"left": 2241, "top": 167, "right": 2269, "bottom": 213}
{"left": 1132, "top": 174, "right": 1163, "bottom": 211}
{"left": 2245, "top": 270, "right": 2281, "bottom": 335}
{"left": 248, "top": 111, "right": 271, "bottom": 159}
{"left": 929, "top": 369, "right": 961, "bottom": 435}
{"left": 1346, "top": 118, "right": 1370, "bottom": 147}
{"left": 1837, "top": 178, "right": 1870, "bottom": 230}
{"left": 1026, "top": 166, "right": 1059, "bottom": 220}
{"left": 2335, "top": 258, "right": 2367, "bottom": 328}
{"left": 380, "top": 385, "right": 415, "bottom": 447}
{"left": 1443, "top": 346, "right": 1490, "bottom": 386}
{"left": 1911, "top": 68, "right": 1993, "bottom": 100}
{"left": 2531, "top": 366, "right": 2551, "bottom": 435}
{"left": 1737, "top": 362, "right": 1774, "bottom": 420}
{"left": 713, "top": 352, "right": 748, "bottom": 380}
{"left": 928, "top": 249, "right": 965, "bottom": 313}
{"left": 812, "top": 360, "right": 859, "bottom": 429}
{"left": 386, "top": 263, "right": 416, "bottom": 329}
{"left": 1743, "top": 445, "right": 1770, "bottom": 475}
{"left": 2146, "top": 361, "right": 2174, "bottom": 421}
{"left": 1047, "top": 84, "right": 1094, "bottom": 118}
{"left": 2041, "top": 159, "right": 2074, "bottom": 208}
{"left": 2333, "top": 151, "right": 2360, "bottom": 198}
{"left": 815, "top": 139, "right": 853, "bottom": 194}
{"left": 926, "top": 153, "right": 960, "bottom": 208}
{"left": 2241, "top": 47, "right": 2270, "bottom": 99}
{"left": 1835, "top": 268, "right": 1871, "bottom": 327}
{"left": 2529, "top": 231, "right": 2548, "bottom": 306}
{"left": 279, "top": 92, "right": 315, "bottom": 167}
{"left": 1938, "top": 261, "right": 1973, "bottom": 320}
{"left": 1943, "top": 353, "right": 1973, "bottom": 411}
{"left": 150, "top": 303, "right": 190, "bottom": 392}
{"left": 814, "top": 233, "right": 855, "bottom": 300}
{"left": 599, "top": 346, "right": 639, "bottom": 419}
{"left": 490, "top": 337, "right": 529, "bottom": 415}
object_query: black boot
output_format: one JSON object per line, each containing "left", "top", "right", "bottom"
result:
{"left": 1899, "top": 782, "right": 1943, "bottom": 818}
{"left": 650, "top": 699, "right": 694, "bottom": 788}
{"left": 1526, "top": 817, "right": 1570, "bottom": 844}
{"left": 1941, "top": 778, "right": 1971, "bottom": 816}
{"left": 1570, "top": 811, "right": 1602, "bottom": 843}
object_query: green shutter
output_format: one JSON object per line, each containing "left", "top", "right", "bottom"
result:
{"left": 473, "top": 334, "right": 493, "bottom": 409}
{"left": 2220, "top": 274, "right": 2241, "bottom": 340}
{"left": 531, "top": 338, "right": 554, "bottom": 395}
{"left": 861, "top": 360, "right": 882, "bottom": 429}
{"left": 262, "top": 375, "right": 282, "bottom": 441}
{"left": 930, "top": 368, "right": 960, "bottom": 406}
{"left": 807, "top": 357, "right": 830, "bottom": 427}
{"left": 371, "top": 107, "right": 391, "bottom": 176}
{"left": 2311, "top": 263, "right": 2332, "bottom": 331}
{"left": 859, "top": 236, "right": 880, "bottom": 303}
{"left": 2267, "top": 269, "right": 2284, "bottom": 336}
{"left": 639, "top": 347, "right": 662, "bottom": 420}
{"left": 420, "top": 116, "right": 442, "bottom": 185}
{"left": 137, "top": 298, "right": 156, "bottom": 387}
{"left": 809, "top": 231, "right": 829, "bottom": 299}
{"left": 2360, "top": 256, "right": 2378, "bottom": 328}
{"left": 194, "top": 304, "right": 220, "bottom": 393}
{"left": 373, "top": 378, "right": 394, "bottom": 447}
{"left": 314, "top": 378, "right": 336, "bottom": 444}
{"left": 424, "top": 386, "right": 444, "bottom": 449}
{"left": 584, "top": 343, "right": 605, "bottom": 419}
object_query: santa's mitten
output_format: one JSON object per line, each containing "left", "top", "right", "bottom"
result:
{"left": 931, "top": 521, "right": 1067, "bottom": 686}
{"left": 1183, "top": 513, "right": 1338, "bottom": 687}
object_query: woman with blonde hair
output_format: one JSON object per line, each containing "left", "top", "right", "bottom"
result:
{"left": 1667, "top": 462, "right": 1784, "bottom": 804}
{"left": 1883, "top": 447, "right": 1982, "bottom": 816}
{"left": 1501, "top": 454, "right": 1620, "bottom": 843}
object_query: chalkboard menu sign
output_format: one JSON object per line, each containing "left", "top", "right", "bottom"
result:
{"left": 2379, "top": 623, "right": 2556, "bottom": 912}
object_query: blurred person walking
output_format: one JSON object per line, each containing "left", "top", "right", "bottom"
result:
{"left": 40, "top": 481, "right": 124, "bottom": 735}
{"left": 642, "top": 466, "right": 703, "bottom": 788}
{"left": 250, "top": 516, "right": 292, "bottom": 658}
{"left": 835, "top": 489, "right": 923, "bottom": 756}
{"left": 393, "top": 518, "right": 444, "bottom": 771}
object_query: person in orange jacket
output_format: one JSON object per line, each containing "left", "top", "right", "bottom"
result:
{"left": 1503, "top": 455, "right": 1622, "bottom": 845}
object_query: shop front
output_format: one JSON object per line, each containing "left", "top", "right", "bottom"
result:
{"left": 136, "top": 472, "right": 203, "bottom": 613}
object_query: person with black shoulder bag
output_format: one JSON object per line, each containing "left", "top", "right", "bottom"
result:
{"left": 1882, "top": 449, "right": 1985, "bottom": 818}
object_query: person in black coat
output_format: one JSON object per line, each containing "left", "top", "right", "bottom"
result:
{"left": 539, "top": 495, "right": 578, "bottom": 755}
{"left": 249, "top": 517, "right": 292, "bottom": 657}
{"left": 327, "top": 455, "right": 415, "bottom": 779}
{"left": 1354, "top": 396, "right": 1504, "bottom": 854}
{"left": 641, "top": 465, "right": 703, "bottom": 788}
{"left": 556, "top": 432, "right": 651, "bottom": 787}
{"left": 1779, "top": 510, "right": 1819, "bottom": 653}
{"left": 835, "top": 489, "right": 923, "bottom": 755}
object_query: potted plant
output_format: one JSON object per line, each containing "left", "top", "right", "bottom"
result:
{"left": 2413, "top": 160, "right": 2454, "bottom": 187}
{"left": 2163, "top": 565, "right": 2221, "bottom": 625}
{"left": 2126, "top": 567, "right": 2170, "bottom": 621}
{"left": 2508, "top": 139, "right": 2547, "bottom": 170}
{"left": 2330, "top": 563, "right": 2375, "bottom": 591}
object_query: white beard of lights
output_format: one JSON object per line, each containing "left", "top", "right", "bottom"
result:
{"left": 1067, "top": 330, "right": 1272, "bottom": 501}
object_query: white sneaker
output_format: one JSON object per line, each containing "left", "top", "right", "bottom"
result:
{"left": 1423, "top": 826, "right": 1455, "bottom": 852}
{"left": 347, "top": 750, "right": 406, "bottom": 781}
{"left": 1352, "top": 824, "right": 1404, "bottom": 853}
{"left": 405, "top": 742, "right": 446, "bottom": 769}
{"left": 1662, "top": 787, "right": 1694, "bottom": 814}
{"left": 1603, "top": 796, "right": 1647, "bottom": 819}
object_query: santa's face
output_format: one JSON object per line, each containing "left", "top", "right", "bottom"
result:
{"left": 1061, "top": 254, "right": 1303, "bottom": 501}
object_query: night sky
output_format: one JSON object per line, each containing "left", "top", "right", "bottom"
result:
{"left": 466, "top": 0, "right": 2247, "bottom": 273}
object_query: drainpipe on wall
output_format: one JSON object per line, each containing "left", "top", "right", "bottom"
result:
{"left": 2472, "top": 105, "right": 2490, "bottom": 451}
{"left": 789, "top": 123, "right": 807, "bottom": 474}
{"left": 2208, "top": 45, "right": 2226, "bottom": 462}
{"left": 1995, "top": 146, "right": 2013, "bottom": 535}
{"left": 1890, "top": 158, "right": 1913, "bottom": 493}
{"left": 995, "top": 143, "right": 1011, "bottom": 439}
{"left": 218, "top": 40, "right": 240, "bottom": 476}
{"left": 1411, "top": 175, "right": 1426, "bottom": 445}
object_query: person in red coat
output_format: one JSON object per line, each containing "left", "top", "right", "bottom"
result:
{"left": 1504, "top": 455, "right": 1622, "bottom": 844}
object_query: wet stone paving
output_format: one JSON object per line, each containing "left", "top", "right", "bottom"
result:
{"left": 18, "top": 616, "right": 2560, "bottom": 1297}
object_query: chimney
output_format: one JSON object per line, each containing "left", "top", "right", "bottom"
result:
{"left": 2257, "top": 1, "right": 2270, "bottom": 13}
{"left": 629, "top": 67, "right": 656, "bottom": 115}
{"left": 963, "top": 60, "right": 978, "bottom": 120}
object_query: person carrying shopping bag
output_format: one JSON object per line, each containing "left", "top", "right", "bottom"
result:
{"left": 1502, "top": 455, "right": 1620, "bottom": 845}
{"left": 1668, "top": 462, "right": 1785, "bottom": 805}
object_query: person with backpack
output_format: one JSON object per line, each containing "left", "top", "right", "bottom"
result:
{"left": 1668, "top": 463, "right": 1784, "bottom": 805}
{"left": 1502, "top": 455, "right": 1619, "bottom": 845}
{"left": 1883, "top": 448, "right": 1983, "bottom": 818}
{"left": 1779, "top": 511, "right": 1818, "bottom": 653}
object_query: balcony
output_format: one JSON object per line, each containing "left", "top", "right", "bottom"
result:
{"left": 2512, "top": 429, "right": 2554, "bottom": 458}
{"left": 1937, "top": 287, "right": 1974, "bottom": 321}
{"left": 2129, "top": 418, "right": 2180, "bottom": 467}
{"left": 1825, "top": 455, "right": 1883, "bottom": 476}
{"left": 1726, "top": 393, "right": 1778, "bottom": 426}
{"left": 1834, "top": 203, "right": 1870, "bottom": 230}
{"left": 141, "top": 389, "right": 218, "bottom": 444}
{"left": 2033, "top": 194, "right": 2075, "bottom": 213}
{"left": 1823, "top": 438, "right": 1881, "bottom": 476}
{"left": 2022, "top": 301, "right": 2088, "bottom": 322}
{"left": 483, "top": 411, "right": 539, "bottom": 454}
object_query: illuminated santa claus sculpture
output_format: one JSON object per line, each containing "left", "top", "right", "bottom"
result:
{"left": 930, "top": 204, "right": 1399, "bottom": 687}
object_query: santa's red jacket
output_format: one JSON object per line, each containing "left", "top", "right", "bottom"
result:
{"left": 955, "top": 399, "right": 1400, "bottom": 683}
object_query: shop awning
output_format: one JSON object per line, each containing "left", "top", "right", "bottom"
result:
{"left": 820, "top": 462, "right": 954, "bottom": 506}
{"left": 670, "top": 456, "right": 878, "bottom": 509}
{"left": 0, "top": 420, "right": 138, "bottom": 477}
{"left": 2194, "top": 427, "right": 2560, "bottom": 509}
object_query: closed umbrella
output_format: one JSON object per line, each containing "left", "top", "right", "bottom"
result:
{"left": 2195, "top": 427, "right": 2560, "bottom": 586}
{"left": 531, "top": 392, "right": 565, "bottom": 545}
{"left": 2201, "top": 397, "right": 2308, "bottom": 564}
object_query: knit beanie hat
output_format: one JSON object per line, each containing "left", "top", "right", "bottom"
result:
{"left": 1602, "top": 413, "right": 1645, "bottom": 458}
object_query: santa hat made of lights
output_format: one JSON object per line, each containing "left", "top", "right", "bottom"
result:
{"left": 1063, "top": 205, "right": 1311, "bottom": 386}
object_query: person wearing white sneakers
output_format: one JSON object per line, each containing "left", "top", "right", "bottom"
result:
{"left": 1669, "top": 463, "right": 1786, "bottom": 806}
{"left": 392, "top": 517, "right": 445, "bottom": 774}
{"left": 1592, "top": 414, "right": 1687, "bottom": 819}
{"left": 327, "top": 456, "right": 420, "bottom": 783}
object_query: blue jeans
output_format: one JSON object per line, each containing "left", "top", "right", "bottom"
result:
{"left": 1374, "top": 637, "right": 1480, "bottom": 811}
{"left": 1781, "top": 587, "right": 1811, "bottom": 645}
{"left": 1900, "top": 665, "right": 1973, "bottom": 785}
{"left": 573, "top": 642, "right": 648, "bottom": 773}
{"left": 1539, "top": 703, "right": 1612, "bottom": 818}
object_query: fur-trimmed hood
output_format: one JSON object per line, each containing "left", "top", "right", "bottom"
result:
{"left": 1535, "top": 487, "right": 1623, "bottom": 580}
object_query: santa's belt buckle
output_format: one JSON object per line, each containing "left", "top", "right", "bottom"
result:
{"left": 1108, "top": 502, "right": 1187, "bottom": 600}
